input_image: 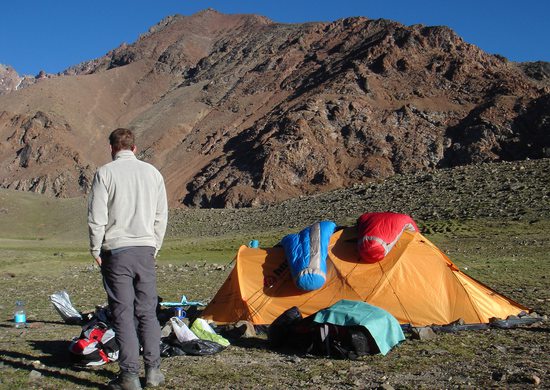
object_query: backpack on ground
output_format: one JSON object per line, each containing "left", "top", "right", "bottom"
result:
{"left": 69, "top": 321, "right": 119, "bottom": 366}
{"left": 310, "top": 323, "right": 379, "bottom": 359}
{"left": 268, "top": 306, "right": 381, "bottom": 359}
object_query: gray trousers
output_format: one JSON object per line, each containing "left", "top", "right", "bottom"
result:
{"left": 101, "top": 246, "right": 161, "bottom": 373}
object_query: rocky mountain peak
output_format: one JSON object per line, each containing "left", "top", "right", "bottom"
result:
{"left": 0, "top": 10, "right": 548, "bottom": 207}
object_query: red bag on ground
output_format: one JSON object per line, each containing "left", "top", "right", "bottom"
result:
{"left": 69, "top": 321, "right": 119, "bottom": 366}
{"left": 357, "top": 212, "right": 418, "bottom": 263}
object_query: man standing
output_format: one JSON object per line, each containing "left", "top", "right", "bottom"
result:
{"left": 88, "top": 128, "right": 168, "bottom": 390}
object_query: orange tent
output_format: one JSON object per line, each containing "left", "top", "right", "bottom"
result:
{"left": 202, "top": 228, "right": 528, "bottom": 326}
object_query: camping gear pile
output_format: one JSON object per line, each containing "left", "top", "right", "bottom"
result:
{"left": 203, "top": 212, "right": 539, "bottom": 356}
{"left": 51, "top": 211, "right": 541, "bottom": 363}
{"left": 50, "top": 292, "right": 228, "bottom": 367}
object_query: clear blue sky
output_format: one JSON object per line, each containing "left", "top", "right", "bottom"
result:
{"left": 1, "top": 0, "right": 548, "bottom": 75}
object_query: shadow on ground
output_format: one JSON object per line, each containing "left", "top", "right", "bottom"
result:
{"left": 0, "top": 348, "right": 111, "bottom": 389}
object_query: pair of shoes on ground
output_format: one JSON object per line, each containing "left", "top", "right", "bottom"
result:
{"left": 108, "top": 368, "right": 165, "bottom": 390}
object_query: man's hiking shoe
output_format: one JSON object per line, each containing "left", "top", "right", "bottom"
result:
{"left": 145, "top": 367, "right": 165, "bottom": 387}
{"left": 108, "top": 371, "right": 142, "bottom": 390}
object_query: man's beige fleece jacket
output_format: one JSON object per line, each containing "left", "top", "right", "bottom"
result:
{"left": 87, "top": 150, "right": 168, "bottom": 259}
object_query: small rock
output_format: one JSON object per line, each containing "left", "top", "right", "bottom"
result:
{"left": 411, "top": 327, "right": 437, "bottom": 341}
{"left": 31, "top": 360, "right": 41, "bottom": 368}
{"left": 27, "top": 322, "right": 44, "bottom": 329}
{"left": 492, "top": 345, "right": 507, "bottom": 353}
{"left": 379, "top": 383, "right": 394, "bottom": 390}
{"left": 311, "top": 375, "right": 321, "bottom": 383}
{"left": 29, "top": 370, "right": 42, "bottom": 380}
{"left": 287, "top": 356, "right": 301, "bottom": 363}
{"left": 453, "top": 375, "right": 469, "bottom": 384}
{"left": 449, "top": 318, "right": 465, "bottom": 326}
{"left": 234, "top": 320, "right": 256, "bottom": 338}
{"left": 507, "top": 372, "right": 540, "bottom": 384}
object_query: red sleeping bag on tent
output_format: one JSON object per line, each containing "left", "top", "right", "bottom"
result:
{"left": 357, "top": 212, "right": 418, "bottom": 263}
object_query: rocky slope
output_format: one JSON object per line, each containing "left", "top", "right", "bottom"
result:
{"left": 0, "top": 9, "right": 548, "bottom": 207}
{"left": 168, "top": 157, "right": 550, "bottom": 236}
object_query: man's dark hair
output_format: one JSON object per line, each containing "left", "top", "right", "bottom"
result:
{"left": 109, "top": 128, "right": 135, "bottom": 151}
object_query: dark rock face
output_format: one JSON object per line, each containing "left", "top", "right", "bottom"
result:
{"left": 0, "top": 10, "right": 548, "bottom": 206}
{"left": 518, "top": 61, "right": 550, "bottom": 84}
{"left": 0, "top": 111, "right": 94, "bottom": 197}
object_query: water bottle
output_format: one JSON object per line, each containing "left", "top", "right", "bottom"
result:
{"left": 14, "top": 301, "right": 26, "bottom": 328}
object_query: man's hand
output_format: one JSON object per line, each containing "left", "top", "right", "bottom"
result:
{"left": 95, "top": 257, "right": 102, "bottom": 267}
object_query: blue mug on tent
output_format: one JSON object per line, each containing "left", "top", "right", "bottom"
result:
{"left": 248, "top": 240, "right": 259, "bottom": 248}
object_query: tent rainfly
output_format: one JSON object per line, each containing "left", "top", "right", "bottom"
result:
{"left": 202, "top": 228, "right": 528, "bottom": 326}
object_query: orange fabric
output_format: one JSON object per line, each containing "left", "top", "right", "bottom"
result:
{"left": 202, "top": 228, "right": 528, "bottom": 326}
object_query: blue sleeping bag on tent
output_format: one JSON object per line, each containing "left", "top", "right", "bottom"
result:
{"left": 281, "top": 221, "right": 337, "bottom": 291}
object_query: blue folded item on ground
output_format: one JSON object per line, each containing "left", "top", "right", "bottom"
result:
{"left": 281, "top": 221, "right": 337, "bottom": 291}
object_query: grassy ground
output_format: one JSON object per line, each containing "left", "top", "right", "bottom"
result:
{"left": 0, "top": 158, "right": 548, "bottom": 388}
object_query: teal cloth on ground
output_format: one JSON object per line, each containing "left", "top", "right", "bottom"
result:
{"left": 313, "top": 300, "right": 405, "bottom": 355}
